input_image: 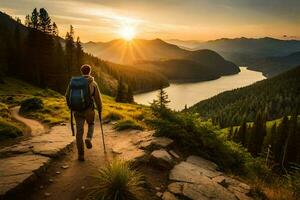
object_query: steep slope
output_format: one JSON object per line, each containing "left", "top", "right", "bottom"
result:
{"left": 249, "top": 51, "right": 300, "bottom": 77}
{"left": 83, "top": 39, "right": 240, "bottom": 81}
{"left": 189, "top": 66, "right": 300, "bottom": 127}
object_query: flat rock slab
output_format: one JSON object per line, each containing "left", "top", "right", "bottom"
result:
{"left": 0, "top": 126, "right": 74, "bottom": 158}
{"left": 169, "top": 157, "right": 253, "bottom": 200}
{"left": 0, "top": 155, "right": 50, "bottom": 196}
{"left": 0, "top": 125, "right": 74, "bottom": 197}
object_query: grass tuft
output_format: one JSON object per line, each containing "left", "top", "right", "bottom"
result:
{"left": 87, "top": 159, "right": 144, "bottom": 200}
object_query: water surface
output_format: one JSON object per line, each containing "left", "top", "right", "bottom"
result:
{"left": 134, "top": 67, "right": 266, "bottom": 110}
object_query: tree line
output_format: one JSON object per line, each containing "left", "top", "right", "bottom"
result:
{"left": 229, "top": 112, "right": 300, "bottom": 168}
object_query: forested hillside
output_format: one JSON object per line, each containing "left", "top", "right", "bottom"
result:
{"left": 189, "top": 66, "right": 300, "bottom": 127}
{"left": 0, "top": 11, "right": 168, "bottom": 95}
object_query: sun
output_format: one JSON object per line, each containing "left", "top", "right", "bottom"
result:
{"left": 119, "top": 25, "right": 136, "bottom": 41}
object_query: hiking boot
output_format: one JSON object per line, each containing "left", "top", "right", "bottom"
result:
{"left": 85, "top": 138, "right": 93, "bottom": 149}
{"left": 78, "top": 155, "right": 85, "bottom": 161}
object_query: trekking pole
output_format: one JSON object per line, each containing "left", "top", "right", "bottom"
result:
{"left": 99, "top": 112, "right": 107, "bottom": 153}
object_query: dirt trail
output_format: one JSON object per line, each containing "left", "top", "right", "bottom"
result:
{"left": 10, "top": 106, "right": 46, "bottom": 136}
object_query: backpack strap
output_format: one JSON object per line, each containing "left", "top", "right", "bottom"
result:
{"left": 70, "top": 110, "right": 75, "bottom": 136}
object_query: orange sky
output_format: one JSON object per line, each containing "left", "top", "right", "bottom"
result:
{"left": 1, "top": 0, "right": 300, "bottom": 42}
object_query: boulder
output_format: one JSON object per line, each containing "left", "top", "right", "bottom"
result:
{"left": 150, "top": 149, "right": 173, "bottom": 169}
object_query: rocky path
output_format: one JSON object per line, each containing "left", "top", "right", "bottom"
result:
{"left": 10, "top": 106, "right": 46, "bottom": 136}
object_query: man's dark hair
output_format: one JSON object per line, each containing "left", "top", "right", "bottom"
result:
{"left": 81, "top": 64, "right": 91, "bottom": 75}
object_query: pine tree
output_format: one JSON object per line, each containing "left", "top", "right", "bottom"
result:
{"left": 273, "top": 116, "right": 289, "bottom": 162}
{"left": 248, "top": 112, "right": 267, "bottom": 156}
{"left": 25, "top": 15, "right": 31, "bottom": 27}
{"left": 31, "top": 8, "right": 39, "bottom": 29}
{"left": 127, "top": 85, "right": 134, "bottom": 103}
{"left": 150, "top": 86, "right": 171, "bottom": 116}
{"left": 115, "top": 79, "right": 126, "bottom": 102}
{"left": 65, "top": 25, "right": 75, "bottom": 79}
{"left": 52, "top": 22, "right": 59, "bottom": 36}
{"left": 39, "top": 8, "right": 52, "bottom": 34}
{"left": 75, "top": 37, "right": 83, "bottom": 68}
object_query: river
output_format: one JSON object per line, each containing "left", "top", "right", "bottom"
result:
{"left": 134, "top": 67, "right": 266, "bottom": 110}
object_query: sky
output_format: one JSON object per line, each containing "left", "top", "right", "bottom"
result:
{"left": 1, "top": 0, "right": 300, "bottom": 42}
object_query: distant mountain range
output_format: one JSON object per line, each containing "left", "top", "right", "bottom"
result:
{"left": 83, "top": 39, "right": 240, "bottom": 82}
{"left": 169, "top": 37, "right": 300, "bottom": 77}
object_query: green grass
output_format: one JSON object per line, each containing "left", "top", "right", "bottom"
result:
{"left": 87, "top": 159, "right": 144, "bottom": 200}
{"left": 114, "top": 119, "right": 144, "bottom": 131}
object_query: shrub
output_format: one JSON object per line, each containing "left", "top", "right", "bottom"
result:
{"left": 114, "top": 119, "right": 144, "bottom": 131}
{"left": 20, "top": 97, "right": 43, "bottom": 113}
{"left": 0, "top": 120, "right": 22, "bottom": 140}
{"left": 104, "top": 111, "right": 125, "bottom": 122}
{"left": 87, "top": 159, "right": 144, "bottom": 200}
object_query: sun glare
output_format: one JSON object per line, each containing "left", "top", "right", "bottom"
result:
{"left": 119, "top": 25, "right": 136, "bottom": 41}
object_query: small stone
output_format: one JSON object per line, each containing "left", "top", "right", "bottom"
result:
{"left": 150, "top": 149, "right": 173, "bottom": 169}
{"left": 155, "top": 186, "right": 161, "bottom": 191}
{"left": 156, "top": 192, "right": 163, "bottom": 197}
{"left": 168, "top": 182, "right": 183, "bottom": 194}
{"left": 44, "top": 192, "right": 51, "bottom": 197}
{"left": 81, "top": 186, "right": 85, "bottom": 190}
{"left": 169, "top": 150, "right": 180, "bottom": 159}
{"left": 49, "top": 178, "right": 54, "bottom": 183}
{"left": 61, "top": 164, "right": 69, "bottom": 169}
{"left": 56, "top": 171, "right": 61, "bottom": 174}
{"left": 39, "top": 185, "right": 44, "bottom": 189}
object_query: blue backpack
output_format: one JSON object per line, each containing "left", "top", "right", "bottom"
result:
{"left": 67, "top": 77, "right": 93, "bottom": 112}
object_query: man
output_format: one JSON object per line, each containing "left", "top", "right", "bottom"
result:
{"left": 65, "top": 64, "right": 102, "bottom": 161}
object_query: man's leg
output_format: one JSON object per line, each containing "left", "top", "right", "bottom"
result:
{"left": 74, "top": 112, "right": 85, "bottom": 160}
{"left": 85, "top": 109, "right": 95, "bottom": 149}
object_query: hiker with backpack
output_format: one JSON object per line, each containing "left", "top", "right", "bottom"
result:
{"left": 65, "top": 64, "right": 102, "bottom": 161}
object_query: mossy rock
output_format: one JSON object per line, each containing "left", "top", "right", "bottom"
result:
{"left": 20, "top": 97, "right": 43, "bottom": 113}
